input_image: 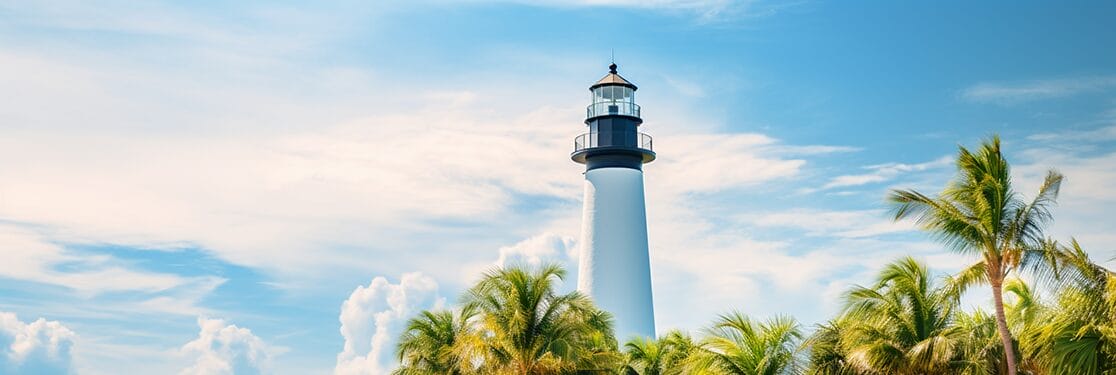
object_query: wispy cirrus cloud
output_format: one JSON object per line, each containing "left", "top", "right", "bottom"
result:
{"left": 1028, "top": 124, "right": 1116, "bottom": 142}
{"left": 507, "top": 0, "right": 738, "bottom": 11}
{"left": 808, "top": 156, "right": 952, "bottom": 192}
{"left": 961, "top": 76, "right": 1116, "bottom": 104}
{"left": 748, "top": 209, "right": 914, "bottom": 238}
{"left": 483, "top": 0, "right": 800, "bottom": 21}
{"left": 0, "top": 225, "right": 222, "bottom": 301}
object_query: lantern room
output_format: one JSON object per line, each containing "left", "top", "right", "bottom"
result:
{"left": 572, "top": 63, "right": 655, "bottom": 167}
{"left": 587, "top": 63, "right": 641, "bottom": 119}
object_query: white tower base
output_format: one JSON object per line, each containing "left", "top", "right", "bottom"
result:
{"left": 577, "top": 167, "right": 655, "bottom": 341}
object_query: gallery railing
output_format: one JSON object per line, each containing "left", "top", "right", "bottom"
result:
{"left": 573, "top": 132, "right": 653, "bottom": 153}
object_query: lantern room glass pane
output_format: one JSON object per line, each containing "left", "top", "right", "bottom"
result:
{"left": 618, "top": 87, "right": 632, "bottom": 102}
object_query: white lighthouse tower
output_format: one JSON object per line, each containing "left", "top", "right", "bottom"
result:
{"left": 572, "top": 63, "right": 656, "bottom": 340}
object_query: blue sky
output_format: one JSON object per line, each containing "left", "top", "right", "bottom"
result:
{"left": 1, "top": 1, "right": 1115, "bottom": 374}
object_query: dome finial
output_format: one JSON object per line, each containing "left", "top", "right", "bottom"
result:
{"left": 609, "top": 63, "right": 618, "bottom": 74}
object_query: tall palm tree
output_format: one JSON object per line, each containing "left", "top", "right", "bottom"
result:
{"left": 1020, "top": 240, "right": 1116, "bottom": 375}
{"left": 840, "top": 257, "right": 959, "bottom": 375}
{"left": 688, "top": 312, "right": 804, "bottom": 375}
{"left": 394, "top": 307, "right": 478, "bottom": 375}
{"left": 888, "top": 135, "right": 1063, "bottom": 375}
{"left": 462, "top": 264, "right": 620, "bottom": 375}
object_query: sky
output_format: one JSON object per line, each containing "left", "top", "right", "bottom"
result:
{"left": 1, "top": 0, "right": 1115, "bottom": 374}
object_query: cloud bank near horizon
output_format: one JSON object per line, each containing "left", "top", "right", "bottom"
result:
{"left": 179, "top": 318, "right": 274, "bottom": 375}
{"left": 0, "top": 312, "right": 76, "bottom": 375}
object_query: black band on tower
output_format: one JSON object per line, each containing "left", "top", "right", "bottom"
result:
{"left": 585, "top": 153, "right": 643, "bottom": 171}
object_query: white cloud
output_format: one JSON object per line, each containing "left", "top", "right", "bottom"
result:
{"left": 647, "top": 210, "right": 947, "bottom": 329}
{"left": 749, "top": 209, "right": 915, "bottom": 238}
{"left": 1014, "top": 147, "right": 1116, "bottom": 268}
{"left": 0, "top": 42, "right": 847, "bottom": 293}
{"left": 0, "top": 312, "right": 76, "bottom": 375}
{"left": 1028, "top": 124, "right": 1116, "bottom": 142}
{"left": 653, "top": 133, "right": 809, "bottom": 194}
{"left": 961, "top": 76, "right": 1116, "bottom": 103}
{"left": 636, "top": 140, "right": 951, "bottom": 329}
{"left": 495, "top": 0, "right": 755, "bottom": 19}
{"left": 815, "top": 156, "right": 952, "bottom": 191}
{"left": 0, "top": 225, "right": 221, "bottom": 300}
{"left": 179, "top": 318, "right": 274, "bottom": 375}
{"left": 0, "top": 62, "right": 586, "bottom": 278}
{"left": 335, "top": 273, "right": 444, "bottom": 375}
{"left": 495, "top": 232, "right": 579, "bottom": 268}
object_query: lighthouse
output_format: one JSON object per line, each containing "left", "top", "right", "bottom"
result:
{"left": 572, "top": 63, "right": 656, "bottom": 340}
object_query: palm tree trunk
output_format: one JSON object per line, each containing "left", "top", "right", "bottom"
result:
{"left": 991, "top": 280, "right": 1018, "bottom": 375}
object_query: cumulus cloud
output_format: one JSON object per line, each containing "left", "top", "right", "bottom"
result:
{"left": 180, "top": 318, "right": 273, "bottom": 375}
{"left": 0, "top": 312, "right": 76, "bottom": 375}
{"left": 335, "top": 273, "right": 443, "bottom": 375}
{"left": 495, "top": 232, "right": 578, "bottom": 268}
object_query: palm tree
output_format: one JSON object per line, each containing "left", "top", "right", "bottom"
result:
{"left": 462, "top": 263, "right": 620, "bottom": 374}
{"left": 622, "top": 330, "right": 701, "bottom": 375}
{"left": 688, "top": 312, "right": 804, "bottom": 375}
{"left": 840, "top": 257, "right": 959, "bottom": 374}
{"left": 888, "top": 135, "right": 1063, "bottom": 375}
{"left": 1020, "top": 240, "right": 1116, "bottom": 375}
{"left": 804, "top": 317, "right": 861, "bottom": 375}
{"left": 394, "top": 307, "right": 478, "bottom": 375}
